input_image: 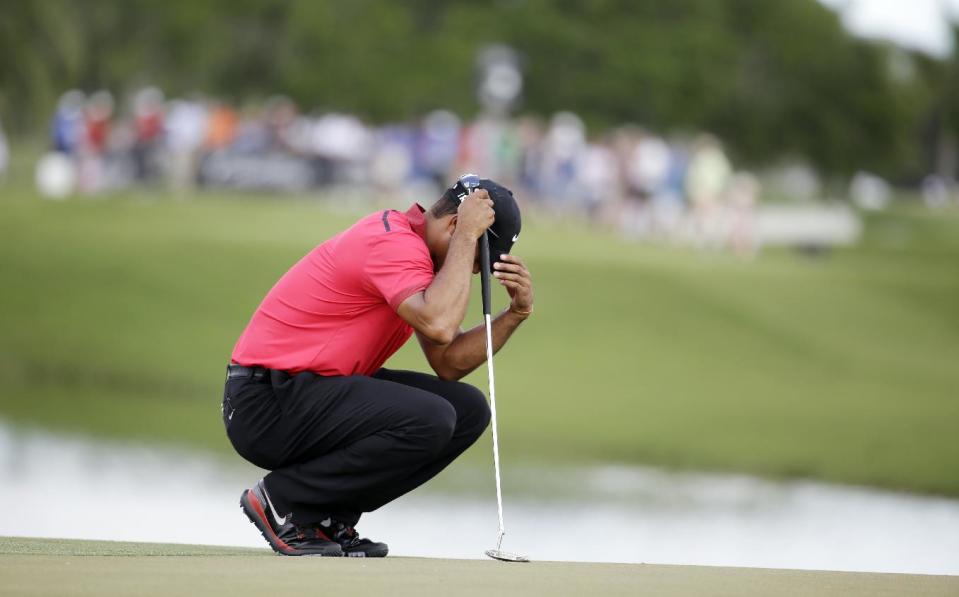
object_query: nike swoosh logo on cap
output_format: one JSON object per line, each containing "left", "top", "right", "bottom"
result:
{"left": 512, "top": 234, "right": 520, "bottom": 242}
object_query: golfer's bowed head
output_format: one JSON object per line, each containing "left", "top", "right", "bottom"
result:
{"left": 451, "top": 174, "right": 530, "bottom": 563}
{"left": 449, "top": 174, "right": 522, "bottom": 274}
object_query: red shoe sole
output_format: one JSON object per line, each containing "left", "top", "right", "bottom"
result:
{"left": 240, "top": 489, "right": 299, "bottom": 555}
{"left": 240, "top": 489, "right": 342, "bottom": 557}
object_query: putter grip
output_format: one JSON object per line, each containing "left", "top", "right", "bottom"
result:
{"left": 480, "top": 231, "right": 492, "bottom": 316}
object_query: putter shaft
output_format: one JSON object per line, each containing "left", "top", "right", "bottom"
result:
{"left": 484, "top": 312, "right": 505, "bottom": 542}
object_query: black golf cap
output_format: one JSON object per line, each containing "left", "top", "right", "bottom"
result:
{"left": 449, "top": 174, "right": 522, "bottom": 272}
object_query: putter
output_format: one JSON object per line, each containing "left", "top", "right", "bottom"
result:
{"left": 455, "top": 174, "right": 529, "bottom": 563}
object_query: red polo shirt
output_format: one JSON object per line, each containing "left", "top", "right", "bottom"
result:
{"left": 231, "top": 204, "right": 435, "bottom": 376}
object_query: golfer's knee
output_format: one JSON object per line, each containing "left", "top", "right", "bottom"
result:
{"left": 417, "top": 401, "right": 457, "bottom": 455}
{"left": 458, "top": 383, "right": 491, "bottom": 437}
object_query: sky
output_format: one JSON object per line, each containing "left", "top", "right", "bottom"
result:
{"left": 819, "top": 0, "right": 959, "bottom": 56}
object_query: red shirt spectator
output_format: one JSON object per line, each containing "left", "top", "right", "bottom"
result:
{"left": 85, "top": 115, "right": 110, "bottom": 153}
{"left": 136, "top": 111, "right": 163, "bottom": 143}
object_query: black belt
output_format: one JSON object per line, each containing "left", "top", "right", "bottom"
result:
{"left": 226, "top": 363, "right": 270, "bottom": 381}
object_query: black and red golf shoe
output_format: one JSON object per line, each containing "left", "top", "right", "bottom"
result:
{"left": 240, "top": 480, "right": 342, "bottom": 557}
{"left": 320, "top": 518, "right": 389, "bottom": 558}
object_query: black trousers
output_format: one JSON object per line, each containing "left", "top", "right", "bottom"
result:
{"left": 222, "top": 367, "right": 491, "bottom": 527}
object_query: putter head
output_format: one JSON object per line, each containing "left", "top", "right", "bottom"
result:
{"left": 485, "top": 549, "right": 530, "bottom": 563}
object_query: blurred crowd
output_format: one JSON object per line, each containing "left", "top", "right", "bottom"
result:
{"left": 37, "top": 88, "right": 767, "bottom": 253}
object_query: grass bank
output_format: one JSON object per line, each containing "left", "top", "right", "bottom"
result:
{"left": 1, "top": 537, "right": 956, "bottom": 597}
{"left": 1, "top": 187, "right": 958, "bottom": 494}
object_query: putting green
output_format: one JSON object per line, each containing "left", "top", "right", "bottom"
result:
{"left": 1, "top": 537, "right": 955, "bottom": 596}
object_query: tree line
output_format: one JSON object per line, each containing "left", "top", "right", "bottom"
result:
{"left": 3, "top": 0, "right": 958, "bottom": 180}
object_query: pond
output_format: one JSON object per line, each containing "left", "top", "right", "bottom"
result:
{"left": 1, "top": 421, "right": 956, "bottom": 575}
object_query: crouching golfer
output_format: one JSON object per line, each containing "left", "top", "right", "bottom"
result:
{"left": 223, "top": 178, "right": 533, "bottom": 557}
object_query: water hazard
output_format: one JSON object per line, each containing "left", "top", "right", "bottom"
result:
{"left": 1, "top": 421, "right": 957, "bottom": 575}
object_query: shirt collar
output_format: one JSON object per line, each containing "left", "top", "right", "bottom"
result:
{"left": 405, "top": 203, "right": 427, "bottom": 241}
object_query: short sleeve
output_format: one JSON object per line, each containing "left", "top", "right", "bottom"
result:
{"left": 364, "top": 230, "right": 435, "bottom": 311}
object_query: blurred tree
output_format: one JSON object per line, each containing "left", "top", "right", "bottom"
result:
{"left": 0, "top": 0, "right": 946, "bottom": 178}
{"left": 919, "top": 25, "right": 959, "bottom": 181}
{"left": 711, "top": 0, "right": 916, "bottom": 176}
{"left": 0, "top": 1, "right": 85, "bottom": 133}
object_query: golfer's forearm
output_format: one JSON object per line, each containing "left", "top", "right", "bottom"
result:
{"left": 440, "top": 309, "right": 526, "bottom": 379}
{"left": 420, "top": 232, "right": 475, "bottom": 340}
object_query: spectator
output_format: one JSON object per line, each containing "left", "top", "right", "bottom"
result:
{"left": 624, "top": 132, "right": 672, "bottom": 238}
{"left": 132, "top": 87, "right": 165, "bottom": 182}
{"left": 726, "top": 172, "right": 761, "bottom": 258}
{"left": 52, "top": 90, "right": 86, "bottom": 155}
{"left": 576, "top": 139, "right": 619, "bottom": 222}
{"left": 165, "top": 97, "right": 208, "bottom": 192}
{"left": 76, "top": 90, "right": 114, "bottom": 193}
{"left": 204, "top": 100, "right": 239, "bottom": 151}
{"left": 415, "top": 110, "right": 461, "bottom": 186}
{"left": 515, "top": 117, "right": 545, "bottom": 198}
{"left": 263, "top": 95, "right": 298, "bottom": 152}
{"left": 539, "top": 111, "right": 586, "bottom": 209}
{"left": 369, "top": 125, "right": 415, "bottom": 192}
{"left": 686, "top": 134, "right": 732, "bottom": 248}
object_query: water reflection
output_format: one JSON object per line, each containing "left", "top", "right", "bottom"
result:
{"left": 1, "top": 421, "right": 957, "bottom": 575}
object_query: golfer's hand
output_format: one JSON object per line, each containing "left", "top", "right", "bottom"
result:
{"left": 456, "top": 189, "right": 495, "bottom": 240}
{"left": 494, "top": 254, "right": 534, "bottom": 317}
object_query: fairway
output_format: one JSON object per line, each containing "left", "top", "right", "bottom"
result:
{"left": 1, "top": 537, "right": 956, "bottom": 597}
{"left": 1, "top": 189, "right": 958, "bottom": 494}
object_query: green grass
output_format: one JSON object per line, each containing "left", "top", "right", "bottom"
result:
{"left": 0, "top": 536, "right": 268, "bottom": 557}
{"left": 1, "top": 185, "right": 958, "bottom": 495}
{"left": 2, "top": 537, "right": 955, "bottom": 597}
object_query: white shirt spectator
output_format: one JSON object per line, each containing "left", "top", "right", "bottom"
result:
{"left": 629, "top": 135, "right": 671, "bottom": 196}
{"left": 165, "top": 100, "right": 207, "bottom": 153}
{"left": 577, "top": 143, "right": 618, "bottom": 208}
